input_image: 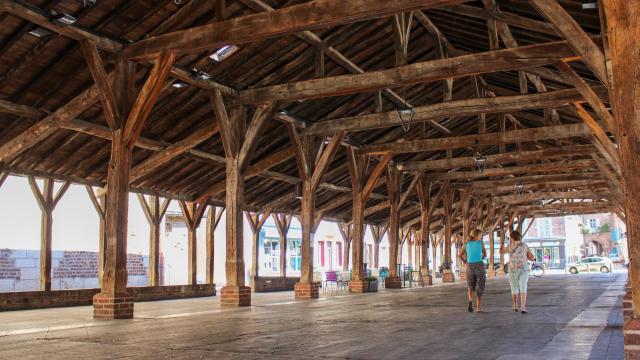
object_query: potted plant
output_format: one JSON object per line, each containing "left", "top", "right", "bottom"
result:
{"left": 365, "top": 276, "right": 378, "bottom": 292}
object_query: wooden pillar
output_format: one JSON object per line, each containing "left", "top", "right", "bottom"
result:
{"left": 137, "top": 194, "right": 170, "bottom": 286}
{"left": 601, "top": 2, "right": 640, "bottom": 356}
{"left": 210, "top": 90, "right": 277, "bottom": 306}
{"left": 385, "top": 165, "right": 403, "bottom": 288}
{"left": 85, "top": 47, "right": 174, "bottom": 318}
{"left": 416, "top": 179, "right": 432, "bottom": 284}
{"left": 458, "top": 192, "right": 471, "bottom": 280}
{"left": 28, "top": 177, "right": 69, "bottom": 292}
{"left": 179, "top": 201, "right": 206, "bottom": 286}
{"left": 290, "top": 130, "right": 344, "bottom": 299}
{"left": 86, "top": 187, "right": 107, "bottom": 284}
{"left": 442, "top": 184, "right": 455, "bottom": 282}
{"left": 246, "top": 210, "right": 273, "bottom": 283}
{"left": 338, "top": 223, "right": 353, "bottom": 272}
{"left": 370, "top": 225, "right": 387, "bottom": 269}
{"left": 205, "top": 206, "right": 223, "bottom": 284}
{"left": 431, "top": 235, "right": 438, "bottom": 279}
{"left": 347, "top": 150, "right": 391, "bottom": 292}
{"left": 498, "top": 221, "right": 506, "bottom": 275}
{"left": 273, "top": 214, "right": 292, "bottom": 277}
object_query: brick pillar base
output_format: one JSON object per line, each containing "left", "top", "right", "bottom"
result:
{"left": 221, "top": 286, "right": 251, "bottom": 307}
{"left": 349, "top": 279, "right": 369, "bottom": 293}
{"left": 385, "top": 276, "right": 402, "bottom": 289}
{"left": 488, "top": 268, "right": 496, "bottom": 277}
{"left": 93, "top": 293, "right": 134, "bottom": 319}
{"left": 422, "top": 275, "right": 433, "bottom": 286}
{"left": 624, "top": 291, "right": 634, "bottom": 321}
{"left": 294, "top": 282, "right": 320, "bottom": 299}
{"left": 459, "top": 265, "right": 466, "bottom": 280}
{"left": 625, "top": 317, "right": 640, "bottom": 359}
{"left": 442, "top": 270, "right": 456, "bottom": 283}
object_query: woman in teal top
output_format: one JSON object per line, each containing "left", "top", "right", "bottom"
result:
{"left": 459, "top": 228, "right": 487, "bottom": 312}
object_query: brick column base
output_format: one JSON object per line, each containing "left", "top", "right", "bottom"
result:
{"left": 93, "top": 293, "right": 134, "bottom": 319}
{"left": 221, "top": 286, "right": 251, "bottom": 307}
{"left": 349, "top": 279, "right": 368, "bottom": 293}
{"left": 488, "top": 268, "right": 496, "bottom": 277}
{"left": 385, "top": 276, "right": 402, "bottom": 289}
{"left": 624, "top": 291, "right": 634, "bottom": 321}
{"left": 422, "top": 275, "right": 433, "bottom": 286}
{"left": 625, "top": 317, "right": 640, "bottom": 359}
{"left": 442, "top": 270, "right": 456, "bottom": 283}
{"left": 294, "top": 282, "right": 320, "bottom": 299}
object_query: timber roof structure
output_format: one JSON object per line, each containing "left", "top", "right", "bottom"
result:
{"left": 0, "top": 0, "right": 620, "bottom": 236}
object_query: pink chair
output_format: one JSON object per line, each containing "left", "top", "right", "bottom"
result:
{"left": 323, "top": 271, "right": 338, "bottom": 292}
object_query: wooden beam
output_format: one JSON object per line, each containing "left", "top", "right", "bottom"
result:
{"left": 398, "top": 145, "right": 594, "bottom": 171}
{"left": 493, "top": 190, "right": 608, "bottom": 205}
{"left": 529, "top": 0, "right": 609, "bottom": 87}
{"left": 0, "top": 80, "right": 103, "bottom": 163}
{"left": 423, "top": 159, "right": 595, "bottom": 181}
{"left": 303, "top": 88, "right": 598, "bottom": 136}
{"left": 124, "top": 0, "right": 467, "bottom": 59}
{"left": 129, "top": 122, "right": 219, "bottom": 182}
{"left": 237, "top": 102, "right": 278, "bottom": 172}
{"left": 453, "top": 173, "right": 603, "bottom": 189}
{"left": 80, "top": 39, "right": 118, "bottom": 129}
{"left": 122, "top": 52, "right": 176, "bottom": 148}
{"left": 239, "top": 41, "right": 578, "bottom": 103}
{"left": 362, "top": 123, "right": 591, "bottom": 155}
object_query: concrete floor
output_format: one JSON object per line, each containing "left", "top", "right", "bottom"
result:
{"left": 0, "top": 272, "right": 626, "bottom": 360}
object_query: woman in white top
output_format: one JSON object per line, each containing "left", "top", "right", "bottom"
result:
{"left": 500, "top": 230, "right": 535, "bottom": 313}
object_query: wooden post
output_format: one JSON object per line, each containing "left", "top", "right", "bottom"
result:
{"left": 458, "top": 192, "right": 471, "bottom": 280}
{"left": 370, "top": 224, "right": 387, "bottom": 269}
{"left": 338, "top": 223, "right": 353, "bottom": 272}
{"left": 137, "top": 194, "right": 170, "bottom": 286}
{"left": 246, "top": 210, "right": 273, "bottom": 284}
{"left": 385, "top": 164, "right": 403, "bottom": 288}
{"left": 431, "top": 235, "right": 438, "bottom": 279}
{"left": 28, "top": 177, "right": 69, "bottom": 292}
{"left": 289, "top": 129, "right": 344, "bottom": 299}
{"left": 498, "top": 220, "right": 506, "bottom": 275}
{"left": 179, "top": 201, "right": 206, "bottom": 286}
{"left": 347, "top": 150, "right": 391, "bottom": 292}
{"left": 601, "top": 3, "right": 640, "bottom": 357}
{"left": 274, "top": 214, "right": 292, "bottom": 277}
{"left": 417, "top": 179, "right": 433, "bottom": 284}
{"left": 442, "top": 183, "right": 455, "bottom": 282}
{"left": 210, "top": 89, "right": 277, "bottom": 306}
{"left": 205, "top": 206, "right": 224, "bottom": 284}
{"left": 86, "top": 186, "right": 107, "bottom": 284}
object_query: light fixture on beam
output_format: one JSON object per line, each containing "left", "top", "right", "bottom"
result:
{"left": 295, "top": 183, "right": 303, "bottom": 199}
{"left": 582, "top": 0, "right": 597, "bottom": 10}
{"left": 81, "top": 0, "right": 97, "bottom": 7}
{"left": 540, "top": 198, "right": 547, "bottom": 208}
{"left": 396, "top": 105, "right": 415, "bottom": 133}
{"left": 474, "top": 155, "right": 488, "bottom": 173}
{"left": 515, "top": 184, "right": 525, "bottom": 196}
{"left": 171, "top": 80, "right": 188, "bottom": 89}
{"left": 28, "top": 27, "right": 53, "bottom": 38}
{"left": 190, "top": 69, "right": 211, "bottom": 81}
{"left": 52, "top": 13, "right": 77, "bottom": 26}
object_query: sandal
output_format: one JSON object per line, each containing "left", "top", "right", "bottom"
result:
{"left": 468, "top": 301, "right": 473, "bottom": 313}
{"left": 521, "top": 310, "right": 528, "bottom": 314}
{"left": 513, "top": 308, "right": 519, "bottom": 312}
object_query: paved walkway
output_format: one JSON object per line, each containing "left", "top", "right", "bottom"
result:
{"left": 0, "top": 272, "right": 626, "bottom": 359}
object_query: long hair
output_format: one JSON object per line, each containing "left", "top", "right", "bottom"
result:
{"left": 510, "top": 230, "right": 522, "bottom": 242}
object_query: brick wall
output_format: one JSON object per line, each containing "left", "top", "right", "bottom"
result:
{"left": 251, "top": 276, "right": 300, "bottom": 292}
{"left": 0, "top": 284, "right": 216, "bottom": 311}
{"left": 0, "top": 249, "right": 162, "bottom": 292}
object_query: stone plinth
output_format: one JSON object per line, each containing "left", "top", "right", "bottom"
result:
{"left": 93, "top": 292, "right": 133, "bottom": 319}
{"left": 624, "top": 317, "right": 640, "bottom": 359}
{"left": 348, "top": 279, "right": 368, "bottom": 293}
{"left": 422, "top": 275, "right": 433, "bottom": 286}
{"left": 442, "top": 270, "right": 455, "bottom": 283}
{"left": 385, "top": 276, "right": 402, "bottom": 289}
{"left": 221, "top": 286, "right": 251, "bottom": 307}
{"left": 294, "top": 282, "right": 320, "bottom": 299}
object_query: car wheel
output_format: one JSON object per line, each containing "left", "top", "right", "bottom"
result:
{"left": 600, "top": 266, "right": 610, "bottom": 273}
{"left": 569, "top": 267, "right": 578, "bottom": 274}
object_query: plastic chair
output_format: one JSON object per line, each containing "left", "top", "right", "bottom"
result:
{"left": 323, "top": 271, "right": 338, "bottom": 292}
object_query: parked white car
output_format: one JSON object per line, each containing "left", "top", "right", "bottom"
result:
{"left": 566, "top": 256, "right": 613, "bottom": 274}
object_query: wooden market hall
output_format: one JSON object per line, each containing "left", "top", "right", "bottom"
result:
{"left": 0, "top": 0, "right": 637, "bottom": 358}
